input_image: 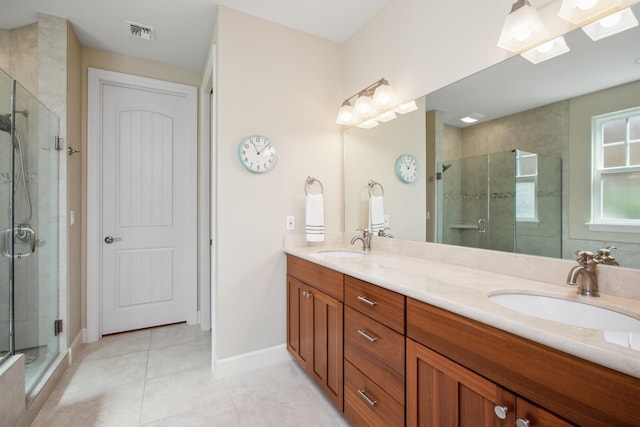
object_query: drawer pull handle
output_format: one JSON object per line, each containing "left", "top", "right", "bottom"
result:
{"left": 357, "top": 329, "right": 378, "bottom": 343}
{"left": 302, "top": 290, "right": 313, "bottom": 299}
{"left": 357, "top": 295, "right": 378, "bottom": 306}
{"left": 516, "top": 419, "right": 530, "bottom": 427}
{"left": 494, "top": 405, "right": 509, "bottom": 420}
{"left": 357, "top": 389, "right": 378, "bottom": 406}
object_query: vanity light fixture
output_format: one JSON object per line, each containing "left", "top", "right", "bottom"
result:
{"left": 395, "top": 100, "right": 418, "bottom": 114}
{"left": 336, "top": 78, "right": 405, "bottom": 127}
{"left": 581, "top": 7, "right": 638, "bottom": 40}
{"left": 376, "top": 110, "right": 397, "bottom": 122}
{"left": 558, "top": 0, "right": 620, "bottom": 25}
{"left": 357, "top": 119, "right": 379, "bottom": 129}
{"left": 521, "top": 36, "right": 570, "bottom": 64}
{"left": 497, "top": 0, "right": 549, "bottom": 52}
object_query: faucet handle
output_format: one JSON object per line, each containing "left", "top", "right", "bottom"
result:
{"left": 356, "top": 228, "right": 370, "bottom": 237}
{"left": 575, "top": 250, "right": 594, "bottom": 265}
{"left": 595, "top": 246, "right": 619, "bottom": 266}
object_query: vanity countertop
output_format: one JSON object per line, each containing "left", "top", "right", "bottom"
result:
{"left": 284, "top": 244, "right": 640, "bottom": 380}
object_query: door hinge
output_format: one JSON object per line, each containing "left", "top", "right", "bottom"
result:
{"left": 54, "top": 319, "right": 63, "bottom": 336}
{"left": 54, "top": 136, "right": 64, "bottom": 151}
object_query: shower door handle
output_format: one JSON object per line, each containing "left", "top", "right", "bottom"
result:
{"left": 477, "top": 218, "right": 486, "bottom": 233}
{"left": 1, "top": 226, "right": 36, "bottom": 259}
{"left": 104, "top": 236, "right": 123, "bottom": 244}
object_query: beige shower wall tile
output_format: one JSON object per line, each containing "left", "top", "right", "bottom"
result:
{"left": 0, "top": 31, "right": 9, "bottom": 72}
{"left": 9, "top": 23, "right": 38, "bottom": 95}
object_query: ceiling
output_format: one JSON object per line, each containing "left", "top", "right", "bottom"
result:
{"left": 0, "top": 0, "right": 388, "bottom": 71}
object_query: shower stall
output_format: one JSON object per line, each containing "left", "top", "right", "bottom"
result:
{"left": 437, "top": 150, "right": 562, "bottom": 257}
{"left": 0, "top": 68, "right": 60, "bottom": 394}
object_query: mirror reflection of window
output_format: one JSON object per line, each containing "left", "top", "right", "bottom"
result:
{"left": 592, "top": 107, "right": 640, "bottom": 227}
{"left": 516, "top": 150, "right": 538, "bottom": 222}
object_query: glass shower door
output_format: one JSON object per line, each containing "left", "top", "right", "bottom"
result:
{"left": 437, "top": 155, "right": 490, "bottom": 249}
{"left": 0, "top": 69, "right": 13, "bottom": 366}
{"left": 12, "top": 80, "right": 59, "bottom": 394}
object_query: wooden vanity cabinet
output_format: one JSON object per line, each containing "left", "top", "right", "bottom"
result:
{"left": 343, "top": 275, "right": 406, "bottom": 427}
{"left": 407, "top": 297, "right": 640, "bottom": 427}
{"left": 406, "top": 339, "right": 574, "bottom": 427}
{"left": 286, "top": 256, "right": 344, "bottom": 410}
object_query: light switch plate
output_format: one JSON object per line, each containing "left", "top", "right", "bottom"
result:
{"left": 286, "top": 215, "right": 295, "bottom": 231}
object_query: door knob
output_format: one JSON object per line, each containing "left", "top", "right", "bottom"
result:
{"left": 104, "top": 236, "right": 123, "bottom": 244}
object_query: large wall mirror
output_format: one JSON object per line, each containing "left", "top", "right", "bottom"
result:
{"left": 344, "top": 2, "right": 640, "bottom": 268}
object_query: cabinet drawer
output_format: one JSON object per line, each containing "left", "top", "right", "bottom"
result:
{"left": 345, "top": 275, "right": 405, "bottom": 333}
{"left": 344, "top": 306, "right": 405, "bottom": 404}
{"left": 344, "top": 360, "right": 404, "bottom": 427}
{"left": 287, "top": 255, "right": 343, "bottom": 301}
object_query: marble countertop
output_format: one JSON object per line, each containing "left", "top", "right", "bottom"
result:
{"left": 284, "top": 244, "right": 640, "bottom": 379}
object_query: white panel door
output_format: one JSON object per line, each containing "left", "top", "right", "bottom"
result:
{"left": 100, "top": 79, "right": 196, "bottom": 335}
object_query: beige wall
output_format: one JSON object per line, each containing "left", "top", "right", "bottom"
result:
{"left": 215, "top": 7, "right": 343, "bottom": 359}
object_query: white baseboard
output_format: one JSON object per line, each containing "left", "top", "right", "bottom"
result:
{"left": 213, "top": 344, "right": 289, "bottom": 379}
{"left": 69, "top": 330, "right": 84, "bottom": 365}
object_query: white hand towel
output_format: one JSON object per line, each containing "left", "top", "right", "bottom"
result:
{"left": 305, "top": 194, "right": 325, "bottom": 242}
{"left": 369, "top": 195, "right": 385, "bottom": 233}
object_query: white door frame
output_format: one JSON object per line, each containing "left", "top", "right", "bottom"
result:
{"left": 86, "top": 68, "right": 198, "bottom": 343}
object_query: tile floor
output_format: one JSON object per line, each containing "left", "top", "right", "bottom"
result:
{"left": 32, "top": 323, "right": 350, "bottom": 426}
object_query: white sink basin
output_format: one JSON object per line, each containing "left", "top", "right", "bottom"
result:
{"left": 489, "top": 293, "right": 640, "bottom": 332}
{"left": 312, "top": 250, "right": 365, "bottom": 259}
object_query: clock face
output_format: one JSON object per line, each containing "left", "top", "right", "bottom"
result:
{"left": 396, "top": 154, "right": 418, "bottom": 183}
{"left": 238, "top": 135, "right": 277, "bottom": 173}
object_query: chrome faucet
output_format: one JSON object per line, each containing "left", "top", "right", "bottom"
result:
{"left": 566, "top": 251, "right": 599, "bottom": 297}
{"left": 350, "top": 228, "right": 372, "bottom": 250}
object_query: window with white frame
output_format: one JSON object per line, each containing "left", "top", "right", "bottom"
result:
{"left": 591, "top": 107, "right": 640, "bottom": 230}
{"left": 515, "top": 150, "right": 538, "bottom": 222}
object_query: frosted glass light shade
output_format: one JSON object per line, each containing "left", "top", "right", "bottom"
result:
{"left": 497, "top": 0, "right": 548, "bottom": 52}
{"left": 357, "top": 119, "right": 379, "bottom": 129}
{"left": 558, "top": 0, "right": 621, "bottom": 24}
{"left": 353, "top": 95, "right": 375, "bottom": 117}
{"left": 521, "top": 36, "right": 570, "bottom": 64}
{"left": 336, "top": 103, "right": 356, "bottom": 125}
{"left": 582, "top": 8, "right": 638, "bottom": 40}
{"left": 395, "top": 100, "right": 418, "bottom": 114}
{"left": 372, "top": 83, "right": 398, "bottom": 108}
{"left": 376, "top": 111, "right": 397, "bottom": 122}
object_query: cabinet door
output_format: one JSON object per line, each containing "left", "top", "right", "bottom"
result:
{"left": 407, "top": 338, "right": 515, "bottom": 427}
{"left": 311, "top": 288, "right": 344, "bottom": 410}
{"left": 287, "top": 276, "right": 312, "bottom": 370}
{"left": 516, "top": 398, "right": 576, "bottom": 427}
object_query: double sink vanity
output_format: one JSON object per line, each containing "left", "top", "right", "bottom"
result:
{"left": 285, "top": 235, "right": 640, "bottom": 426}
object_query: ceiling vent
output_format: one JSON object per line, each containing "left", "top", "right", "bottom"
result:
{"left": 126, "top": 21, "right": 155, "bottom": 40}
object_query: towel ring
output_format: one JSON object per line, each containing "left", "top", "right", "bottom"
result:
{"left": 368, "top": 180, "right": 384, "bottom": 197}
{"left": 305, "top": 176, "right": 324, "bottom": 195}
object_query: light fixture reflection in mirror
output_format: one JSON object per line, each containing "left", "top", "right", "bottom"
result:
{"left": 582, "top": 7, "right": 639, "bottom": 40}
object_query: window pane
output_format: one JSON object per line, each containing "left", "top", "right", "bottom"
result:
{"left": 631, "top": 141, "right": 640, "bottom": 167}
{"left": 602, "top": 172, "right": 640, "bottom": 220}
{"left": 602, "top": 119, "right": 626, "bottom": 145}
{"left": 518, "top": 155, "right": 537, "bottom": 176}
{"left": 516, "top": 181, "right": 536, "bottom": 219}
{"left": 630, "top": 115, "right": 640, "bottom": 141}
{"left": 603, "top": 144, "right": 626, "bottom": 168}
